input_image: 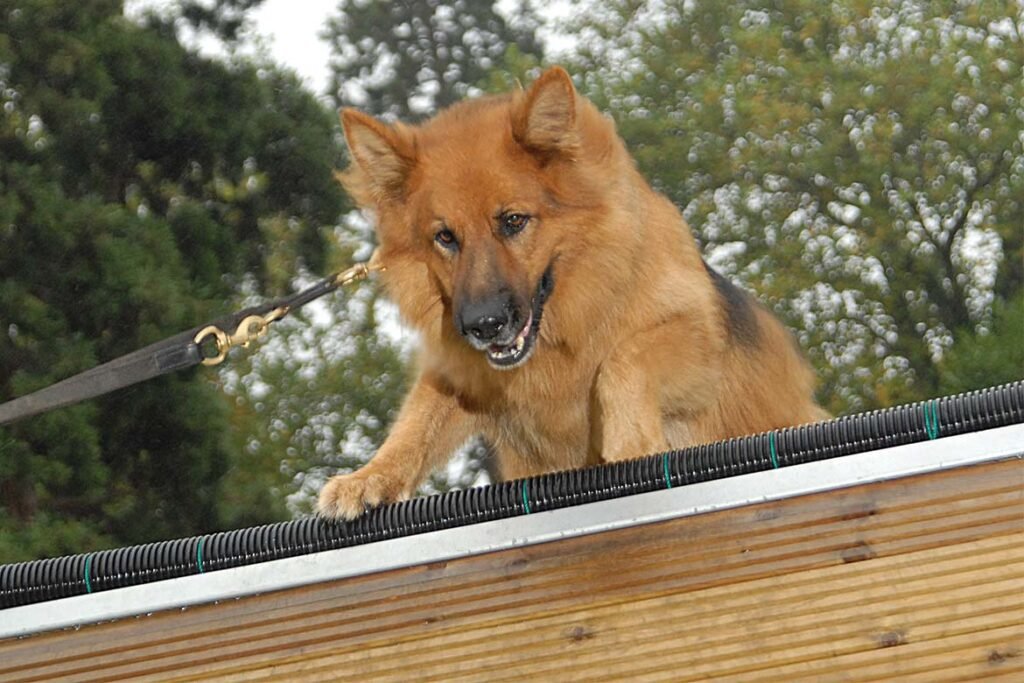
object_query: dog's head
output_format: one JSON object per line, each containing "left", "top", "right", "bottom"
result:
{"left": 338, "top": 67, "right": 618, "bottom": 370}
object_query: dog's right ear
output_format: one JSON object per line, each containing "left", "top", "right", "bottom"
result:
{"left": 339, "top": 109, "right": 416, "bottom": 204}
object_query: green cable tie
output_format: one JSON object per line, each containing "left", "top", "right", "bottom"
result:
{"left": 196, "top": 537, "right": 206, "bottom": 574}
{"left": 768, "top": 432, "right": 780, "bottom": 469}
{"left": 84, "top": 554, "right": 93, "bottom": 594}
{"left": 923, "top": 400, "right": 941, "bottom": 440}
{"left": 663, "top": 453, "right": 673, "bottom": 489}
{"left": 521, "top": 480, "right": 532, "bottom": 514}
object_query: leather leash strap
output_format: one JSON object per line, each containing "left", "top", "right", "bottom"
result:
{"left": 0, "top": 252, "right": 383, "bottom": 426}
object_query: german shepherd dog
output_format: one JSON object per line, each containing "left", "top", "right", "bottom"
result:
{"left": 317, "top": 67, "right": 827, "bottom": 519}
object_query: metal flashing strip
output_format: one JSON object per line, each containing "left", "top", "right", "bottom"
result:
{"left": 2, "top": 422, "right": 1022, "bottom": 640}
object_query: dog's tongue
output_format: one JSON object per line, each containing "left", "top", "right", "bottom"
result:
{"left": 521, "top": 316, "right": 532, "bottom": 339}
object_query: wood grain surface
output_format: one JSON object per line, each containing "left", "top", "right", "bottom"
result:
{"left": 1, "top": 458, "right": 1021, "bottom": 682}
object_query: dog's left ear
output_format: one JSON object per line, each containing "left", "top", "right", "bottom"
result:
{"left": 512, "top": 67, "right": 579, "bottom": 156}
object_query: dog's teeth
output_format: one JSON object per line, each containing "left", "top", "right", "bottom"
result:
{"left": 515, "top": 336, "right": 524, "bottom": 351}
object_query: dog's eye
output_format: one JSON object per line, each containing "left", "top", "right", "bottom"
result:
{"left": 499, "top": 212, "right": 530, "bottom": 237}
{"left": 434, "top": 228, "right": 459, "bottom": 250}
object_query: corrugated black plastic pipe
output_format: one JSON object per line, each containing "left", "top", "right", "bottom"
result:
{"left": 1, "top": 381, "right": 1021, "bottom": 609}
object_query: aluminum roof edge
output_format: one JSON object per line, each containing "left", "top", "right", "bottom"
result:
{"left": 3, "top": 422, "right": 1023, "bottom": 640}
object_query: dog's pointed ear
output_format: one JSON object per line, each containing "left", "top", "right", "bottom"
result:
{"left": 339, "top": 109, "right": 415, "bottom": 203}
{"left": 512, "top": 67, "right": 579, "bottom": 155}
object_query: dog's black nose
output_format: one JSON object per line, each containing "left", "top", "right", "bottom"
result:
{"left": 459, "top": 297, "right": 512, "bottom": 343}
{"left": 467, "top": 315, "right": 506, "bottom": 341}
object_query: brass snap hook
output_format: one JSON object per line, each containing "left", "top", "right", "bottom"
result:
{"left": 193, "top": 250, "right": 383, "bottom": 367}
{"left": 194, "top": 306, "right": 289, "bottom": 367}
{"left": 333, "top": 249, "right": 385, "bottom": 287}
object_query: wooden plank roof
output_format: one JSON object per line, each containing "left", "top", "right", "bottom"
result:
{"left": 1, "top": 422, "right": 1022, "bottom": 681}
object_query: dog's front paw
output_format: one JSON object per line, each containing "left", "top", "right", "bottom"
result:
{"left": 316, "top": 470, "right": 405, "bottom": 521}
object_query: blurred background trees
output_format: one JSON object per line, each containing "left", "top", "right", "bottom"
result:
{"left": 0, "top": 0, "right": 348, "bottom": 558}
{"left": 324, "top": 0, "right": 541, "bottom": 119}
{"left": 573, "top": 0, "right": 1022, "bottom": 412}
{"left": 0, "top": 0, "right": 1019, "bottom": 562}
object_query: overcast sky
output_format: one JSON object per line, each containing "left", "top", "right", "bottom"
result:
{"left": 247, "top": 0, "right": 338, "bottom": 94}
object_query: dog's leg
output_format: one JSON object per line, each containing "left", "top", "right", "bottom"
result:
{"left": 595, "top": 359, "right": 670, "bottom": 463}
{"left": 317, "top": 372, "right": 474, "bottom": 520}
{"left": 595, "top": 317, "right": 721, "bottom": 463}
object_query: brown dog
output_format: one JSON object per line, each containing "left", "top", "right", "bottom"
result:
{"left": 317, "top": 67, "right": 827, "bottom": 519}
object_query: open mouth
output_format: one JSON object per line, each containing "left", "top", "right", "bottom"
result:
{"left": 485, "top": 265, "right": 554, "bottom": 370}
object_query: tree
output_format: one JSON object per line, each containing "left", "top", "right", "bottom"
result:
{"left": 0, "top": 0, "right": 345, "bottom": 560}
{"left": 572, "top": 0, "right": 1023, "bottom": 412}
{"left": 940, "top": 290, "right": 1024, "bottom": 395}
{"left": 324, "top": 0, "right": 542, "bottom": 119}
{"left": 177, "top": 0, "right": 266, "bottom": 41}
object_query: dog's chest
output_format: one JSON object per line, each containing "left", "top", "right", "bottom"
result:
{"left": 484, "top": 399, "right": 593, "bottom": 475}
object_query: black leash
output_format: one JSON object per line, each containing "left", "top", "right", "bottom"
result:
{"left": 0, "top": 253, "right": 384, "bottom": 426}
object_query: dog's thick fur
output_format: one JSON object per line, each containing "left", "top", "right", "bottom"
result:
{"left": 317, "top": 67, "right": 828, "bottom": 519}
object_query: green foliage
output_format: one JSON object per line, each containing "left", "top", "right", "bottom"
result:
{"left": 0, "top": 0, "right": 345, "bottom": 560}
{"left": 176, "top": 0, "right": 266, "bottom": 41}
{"left": 572, "top": 0, "right": 1023, "bottom": 412}
{"left": 324, "top": 0, "right": 543, "bottom": 119}
{"left": 940, "top": 291, "right": 1024, "bottom": 395}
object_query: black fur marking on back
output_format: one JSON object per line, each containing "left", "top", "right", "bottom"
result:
{"left": 703, "top": 262, "right": 760, "bottom": 348}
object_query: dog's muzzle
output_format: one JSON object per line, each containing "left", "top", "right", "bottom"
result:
{"left": 457, "top": 265, "right": 554, "bottom": 370}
